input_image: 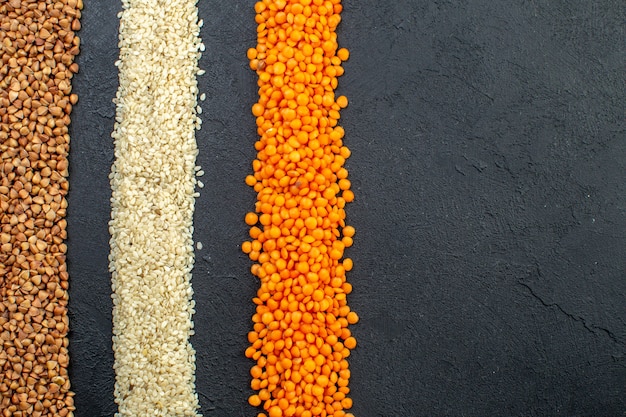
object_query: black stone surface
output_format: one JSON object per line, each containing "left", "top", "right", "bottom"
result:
{"left": 67, "top": 1, "right": 625, "bottom": 416}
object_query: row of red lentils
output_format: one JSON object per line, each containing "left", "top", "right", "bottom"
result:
{"left": 243, "top": 1, "right": 357, "bottom": 417}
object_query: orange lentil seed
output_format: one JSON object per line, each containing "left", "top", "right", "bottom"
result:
{"left": 245, "top": 1, "right": 356, "bottom": 416}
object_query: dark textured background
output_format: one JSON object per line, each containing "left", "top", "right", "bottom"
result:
{"left": 66, "top": 1, "right": 625, "bottom": 416}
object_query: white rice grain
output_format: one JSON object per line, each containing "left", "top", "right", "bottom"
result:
{"left": 109, "top": 1, "right": 203, "bottom": 416}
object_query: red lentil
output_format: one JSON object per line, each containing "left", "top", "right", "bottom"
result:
{"left": 244, "top": 1, "right": 357, "bottom": 416}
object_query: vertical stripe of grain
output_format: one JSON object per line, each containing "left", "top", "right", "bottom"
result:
{"left": 243, "top": 1, "right": 357, "bottom": 416}
{"left": 0, "top": 1, "right": 82, "bottom": 415}
{"left": 109, "top": 1, "right": 202, "bottom": 415}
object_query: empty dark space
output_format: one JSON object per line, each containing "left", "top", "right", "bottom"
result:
{"left": 67, "top": 1, "right": 625, "bottom": 416}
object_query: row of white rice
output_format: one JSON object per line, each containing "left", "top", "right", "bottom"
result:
{"left": 109, "top": 1, "right": 203, "bottom": 415}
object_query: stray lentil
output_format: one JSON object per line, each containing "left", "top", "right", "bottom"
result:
{"left": 0, "top": 1, "right": 82, "bottom": 416}
{"left": 109, "top": 0, "right": 202, "bottom": 416}
{"left": 245, "top": 1, "right": 357, "bottom": 416}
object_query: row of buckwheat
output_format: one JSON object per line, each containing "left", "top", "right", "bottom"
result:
{"left": 108, "top": 0, "right": 204, "bottom": 416}
{"left": 0, "top": 0, "right": 81, "bottom": 416}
